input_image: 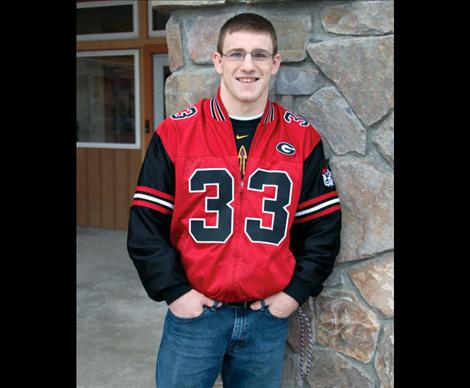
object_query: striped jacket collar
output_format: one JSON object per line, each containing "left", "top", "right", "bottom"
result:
{"left": 209, "top": 87, "right": 275, "bottom": 124}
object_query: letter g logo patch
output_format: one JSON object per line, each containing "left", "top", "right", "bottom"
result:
{"left": 276, "top": 142, "right": 296, "bottom": 156}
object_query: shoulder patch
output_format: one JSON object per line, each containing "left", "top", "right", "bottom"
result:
{"left": 170, "top": 106, "right": 198, "bottom": 120}
{"left": 283, "top": 111, "right": 309, "bottom": 127}
{"left": 321, "top": 160, "right": 335, "bottom": 188}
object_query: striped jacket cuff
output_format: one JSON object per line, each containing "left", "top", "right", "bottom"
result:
{"left": 294, "top": 191, "right": 341, "bottom": 224}
{"left": 132, "top": 186, "right": 174, "bottom": 215}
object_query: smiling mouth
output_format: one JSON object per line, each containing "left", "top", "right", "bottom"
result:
{"left": 236, "top": 77, "right": 259, "bottom": 83}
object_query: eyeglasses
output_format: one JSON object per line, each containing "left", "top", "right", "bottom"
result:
{"left": 221, "top": 49, "right": 273, "bottom": 62}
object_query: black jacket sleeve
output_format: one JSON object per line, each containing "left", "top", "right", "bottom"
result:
{"left": 283, "top": 140, "right": 342, "bottom": 305}
{"left": 127, "top": 132, "right": 192, "bottom": 305}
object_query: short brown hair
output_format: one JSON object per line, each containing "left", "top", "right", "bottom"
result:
{"left": 217, "top": 13, "right": 278, "bottom": 55}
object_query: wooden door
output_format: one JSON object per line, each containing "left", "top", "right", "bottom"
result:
{"left": 76, "top": 0, "right": 168, "bottom": 230}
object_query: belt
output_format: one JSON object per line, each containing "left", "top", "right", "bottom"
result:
{"left": 222, "top": 301, "right": 257, "bottom": 308}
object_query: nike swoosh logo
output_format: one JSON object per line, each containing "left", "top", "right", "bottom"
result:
{"left": 236, "top": 134, "right": 249, "bottom": 140}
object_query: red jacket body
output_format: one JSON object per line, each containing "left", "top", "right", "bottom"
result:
{"left": 128, "top": 90, "right": 341, "bottom": 304}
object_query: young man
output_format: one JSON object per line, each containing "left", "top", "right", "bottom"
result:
{"left": 127, "top": 13, "right": 341, "bottom": 388}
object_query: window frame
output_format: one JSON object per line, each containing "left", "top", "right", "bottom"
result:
{"left": 147, "top": 1, "right": 167, "bottom": 38}
{"left": 76, "top": 49, "right": 141, "bottom": 150}
{"left": 152, "top": 53, "right": 169, "bottom": 129}
{"left": 77, "top": 0, "right": 139, "bottom": 42}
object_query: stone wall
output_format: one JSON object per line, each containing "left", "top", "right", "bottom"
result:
{"left": 156, "top": 0, "right": 394, "bottom": 387}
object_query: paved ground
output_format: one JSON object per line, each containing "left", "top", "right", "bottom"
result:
{"left": 77, "top": 226, "right": 167, "bottom": 388}
{"left": 77, "top": 226, "right": 298, "bottom": 388}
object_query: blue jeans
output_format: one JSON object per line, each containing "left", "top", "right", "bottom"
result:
{"left": 156, "top": 301, "right": 289, "bottom": 388}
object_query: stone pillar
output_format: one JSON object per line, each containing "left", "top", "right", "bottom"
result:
{"left": 157, "top": 1, "right": 394, "bottom": 387}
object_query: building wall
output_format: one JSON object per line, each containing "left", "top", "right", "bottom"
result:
{"left": 77, "top": 148, "right": 141, "bottom": 229}
{"left": 157, "top": 0, "right": 394, "bottom": 387}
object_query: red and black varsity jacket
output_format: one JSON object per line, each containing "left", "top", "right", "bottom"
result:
{"left": 127, "top": 89, "right": 341, "bottom": 305}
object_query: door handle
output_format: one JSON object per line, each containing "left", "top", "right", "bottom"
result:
{"left": 145, "top": 119, "right": 150, "bottom": 134}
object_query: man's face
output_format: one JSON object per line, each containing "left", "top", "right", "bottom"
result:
{"left": 212, "top": 31, "right": 281, "bottom": 107}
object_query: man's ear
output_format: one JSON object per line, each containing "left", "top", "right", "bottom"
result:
{"left": 212, "top": 51, "right": 223, "bottom": 75}
{"left": 271, "top": 52, "right": 282, "bottom": 75}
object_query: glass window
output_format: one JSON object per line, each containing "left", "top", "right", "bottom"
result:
{"left": 148, "top": 2, "right": 170, "bottom": 37}
{"left": 152, "top": 8, "right": 170, "bottom": 31}
{"left": 77, "top": 51, "right": 140, "bottom": 149}
{"left": 77, "top": 1, "right": 137, "bottom": 41}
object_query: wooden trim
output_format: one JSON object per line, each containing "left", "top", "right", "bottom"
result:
{"left": 142, "top": 48, "right": 152, "bottom": 158}
{"left": 139, "top": 48, "right": 146, "bottom": 161}
{"left": 142, "top": 44, "right": 169, "bottom": 55}
{"left": 142, "top": 43, "right": 168, "bottom": 153}
{"left": 77, "top": 39, "right": 167, "bottom": 52}
{"left": 138, "top": 0, "right": 149, "bottom": 39}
